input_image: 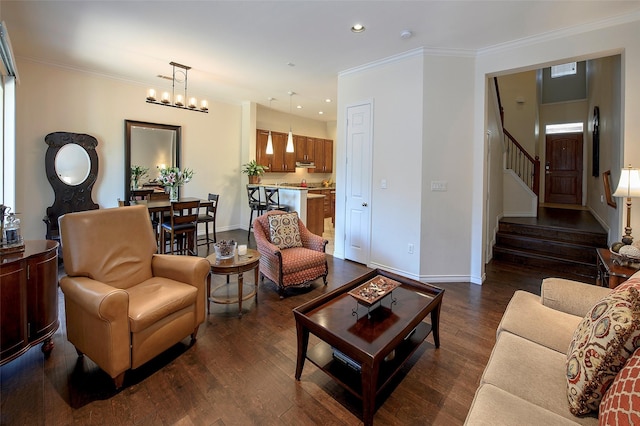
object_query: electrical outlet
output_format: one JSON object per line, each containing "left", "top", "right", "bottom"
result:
{"left": 408, "top": 243, "right": 414, "bottom": 254}
{"left": 601, "top": 194, "right": 605, "bottom": 203}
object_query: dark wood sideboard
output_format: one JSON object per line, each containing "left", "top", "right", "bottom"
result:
{"left": 0, "top": 240, "right": 59, "bottom": 365}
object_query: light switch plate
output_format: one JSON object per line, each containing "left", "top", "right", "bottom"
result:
{"left": 431, "top": 181, "right": 448, "bottom": 191}
{"left": 381, "top": 179, "right": 387, "bottom": 189}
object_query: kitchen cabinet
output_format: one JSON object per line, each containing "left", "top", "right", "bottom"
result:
{"left": 0, "top": 240, "right": 59, "bottom": 365}
{"left": 311, "top": 139, "right": 333, "bottom": 173}
{"left": 309, "top": 189, "right": 334, "bottom": 219}
{"left": 306, "top": 194, "right": 325, "bottom": 236}
{"left": 295, "top": 136, "right": 315, "bottom": 163}
{"left": 256, "top": 130, "right": 295, "bottom": 173}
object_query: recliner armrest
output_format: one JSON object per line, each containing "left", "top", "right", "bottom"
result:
{"left": 59, "top": 276, "right": 129, "bottom": 321}
{"left": 540, "top": 277, "right": 612, "bottom": 317}
{"left": 59, "top": 275, "right": 131, "bottom": 379}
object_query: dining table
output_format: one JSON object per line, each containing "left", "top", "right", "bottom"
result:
{"left": 129, "top": 197, "right": 214, "bottom": 248}
{"left": 130, "top": 196, "right": 213, "bottom": 215}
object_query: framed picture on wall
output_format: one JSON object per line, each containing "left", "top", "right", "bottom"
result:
{"left": 592, "top": 106, "right": 600, "bottom": 177}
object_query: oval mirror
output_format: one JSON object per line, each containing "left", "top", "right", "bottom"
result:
{"left": 54, "top": 143, "right": 91, "bottom": 185}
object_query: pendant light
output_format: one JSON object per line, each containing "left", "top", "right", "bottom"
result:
{"left": 286, "top": 91, "right": 295, "bottom": 153}
{"left": 266, "top": 97, "right": 274, "bottom": 155}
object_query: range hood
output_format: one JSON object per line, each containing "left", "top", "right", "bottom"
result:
{"left": 295, "top": 161, "right": 315, "bottom": 168}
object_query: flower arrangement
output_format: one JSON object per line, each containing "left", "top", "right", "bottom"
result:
{"left": 157, "top": 166, "right": 194, "bottom": 201}
{"left": 157, "top": 166, "right": 194, "bottom": 188}
{"left": 130, "top": 165, "right": 149, "bottom": 189}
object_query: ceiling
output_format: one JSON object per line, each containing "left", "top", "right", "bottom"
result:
{"left": 3, "top": 1, "right": 640, "bottom": 122}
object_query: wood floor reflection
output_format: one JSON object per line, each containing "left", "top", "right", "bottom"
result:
{"left": 1, "top": 229, "right": 565, "bottom": 425}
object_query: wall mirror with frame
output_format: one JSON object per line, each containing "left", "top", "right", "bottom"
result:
{"left": 124, "top": 120, "right": 181, "bottom": 201}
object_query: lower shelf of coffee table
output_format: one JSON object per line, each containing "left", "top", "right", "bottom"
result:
{"left": 305, "top": 321, "right": 431, "bottom": 399}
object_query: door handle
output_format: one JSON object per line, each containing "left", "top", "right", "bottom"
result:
{"left": 362, "top": 202, "right": 368, "bottom": 207}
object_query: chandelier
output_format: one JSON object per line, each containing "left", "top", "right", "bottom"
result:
{"left": 146, "top": 62, "right": 208, "bottom": 113}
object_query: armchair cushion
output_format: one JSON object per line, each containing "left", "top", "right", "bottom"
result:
{"left": 127, "top": 277, "right": 198, "bottom": 333}
{"left": 566, "top": 279, "right": 640, "bottom": 415}
{"left": 268, "top": 212, "right": 303, "bottom": 249}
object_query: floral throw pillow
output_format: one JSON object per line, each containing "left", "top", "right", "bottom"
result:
{"left": 566, "top": 280, "right": 640, "bottom": 416}
{"left": 599, "top": 347, "right": 640, "bottom": 425}
{"left": 268, "top": 212, "right": 302, "bottom": 249}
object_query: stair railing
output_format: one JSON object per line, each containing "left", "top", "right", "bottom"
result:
{"left": 494, "top": 77, "right": 540, "bottom": 196}
{"left": 504, "top": 129, "right": 540, "bottom": 196}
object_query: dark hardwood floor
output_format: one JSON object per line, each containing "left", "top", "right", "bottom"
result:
{"left": 0, "top": 229, "right": 586, "bottom": 425}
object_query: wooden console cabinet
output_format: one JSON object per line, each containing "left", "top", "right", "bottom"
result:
{"left": 0, "top": 240, "right": 59, "bottom": 365}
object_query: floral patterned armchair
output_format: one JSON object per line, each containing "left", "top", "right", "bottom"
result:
{"left": 253, "top": 210, "right": 328, "bottom": 298}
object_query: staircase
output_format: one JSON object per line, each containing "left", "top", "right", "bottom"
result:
{"left": 493, "top": 211, "right": 608, "bottom": 282}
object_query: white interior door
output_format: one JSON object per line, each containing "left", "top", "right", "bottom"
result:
{"left": 344, "top": 102, "right": 372, "bottom": 264}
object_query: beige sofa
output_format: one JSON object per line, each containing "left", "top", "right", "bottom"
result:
{"left": 464, "top": 277, "right": 615, "bottom": 425}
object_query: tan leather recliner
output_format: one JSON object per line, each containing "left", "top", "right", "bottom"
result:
{"left": 59, "top": 205, "right": 210, "bottom": 388}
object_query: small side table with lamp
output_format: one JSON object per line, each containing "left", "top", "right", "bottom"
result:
{"left": 612, "top": 165, "right": 640, "bottom": 246}
{"left": 606, "top": 166, "right": 640, "bottom": 281}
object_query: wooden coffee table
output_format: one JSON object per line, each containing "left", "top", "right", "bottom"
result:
{"left": 206, "top": 248, "right": 260, "bottom": 317}
{"left": 293, "top": 269, "right": 444, "bottom": 426}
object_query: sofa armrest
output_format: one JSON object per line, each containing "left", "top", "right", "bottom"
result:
{"left": 540, "top": 277, "right": 612, "bottom": 317}
{"left": 151, "top": 254, "right": 210, "bottom": 324}
{"left": 59, "top": 276, "right": 130, "bottom": 378}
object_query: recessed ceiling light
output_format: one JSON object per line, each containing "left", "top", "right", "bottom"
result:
{"left": 400, "top": 30, "right": 412, "bottom": 39}
{"left": 296, "top": 105, "right": 303, "bottom": 109}
{"left": 325, "top": 98, "right": 332, "bottom": 103}
{"left": 319, "top": 111, "right": 324, "bottom": 115}
{"left": 351, "top": 24, "right": 365, "bottom": 33}
{"left": 287, "top": 62, "right": 295, "bottom": 67}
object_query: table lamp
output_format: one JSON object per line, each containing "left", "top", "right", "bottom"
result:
{"left": 613, "top": 165, "right": 640, "bottom": 244}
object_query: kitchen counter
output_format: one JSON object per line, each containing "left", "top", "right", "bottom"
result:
{"left": 249, "top": 184, "right": 333, "bottom": 227}
{"left": 307, "top": 193, "right": 325, "bottom": 199}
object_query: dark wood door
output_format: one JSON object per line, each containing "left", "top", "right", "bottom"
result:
{"left": 545, "top": 133, "right": 583, "bottom": 204}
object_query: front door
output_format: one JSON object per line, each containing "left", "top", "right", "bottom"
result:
{"left": 545, "top": 133, "right": 583, "bottom": 205}
{"left": 344, "top": 102, "right": 372, "bottom": 265}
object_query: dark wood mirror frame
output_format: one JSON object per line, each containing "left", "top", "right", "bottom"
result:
{"left": 124, "top": 120, "right": 181, "bottom": 202}
{"left": 44, "top": 132, "right": 99, "bottom": 253}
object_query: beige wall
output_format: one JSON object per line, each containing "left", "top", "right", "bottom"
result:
{"left": 16, "top": 58, "right": 244, "bottom": 240}
{"left": 586, "top": 55, "right": 622, "bottom": 241}
{"left": 499, "top": 71, "right": 538, "bottom": 155}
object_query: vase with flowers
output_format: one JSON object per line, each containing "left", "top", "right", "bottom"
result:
{"left": 157, "top": 166, "right": 194, "bottom": 202}
{"left": 130, "top": 165, "right": 149, "bottom": 190}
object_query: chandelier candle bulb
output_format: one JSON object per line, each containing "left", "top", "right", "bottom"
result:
{"left": 200, "top": 100, "right": 208, "bottom": 111}
{"left": 161, "top": 92, "right": 171, "bottom": 103}
{"left": 175, "top": 94, "right": 184, "bottom": 106}
{"left": 188, "top": 97, "right": 197, "bottom": 108}
{"left": 146, "top": 88, "right": 156, "bottom": 101}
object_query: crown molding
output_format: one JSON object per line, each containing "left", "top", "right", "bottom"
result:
{"left": 339, "top": 46, "right": 476, "bottom": 77}
{"left": 478, "top": 9, "right": 640, "bottom": 56}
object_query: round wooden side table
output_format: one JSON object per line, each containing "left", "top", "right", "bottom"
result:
{"left": 206, "top": 248, "right": 261, "bottom": 317}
